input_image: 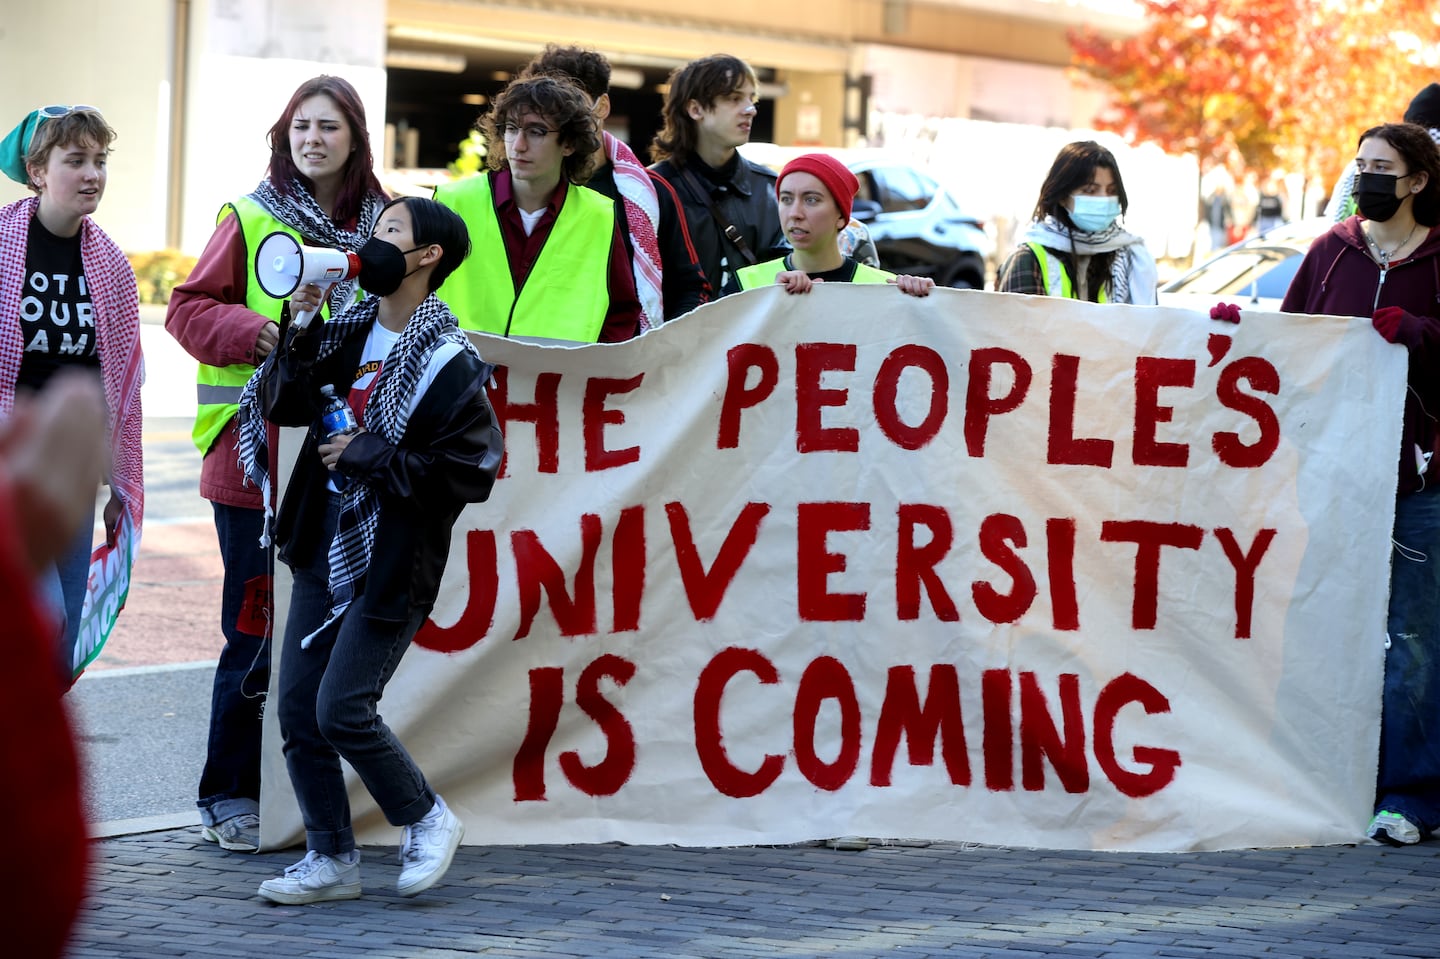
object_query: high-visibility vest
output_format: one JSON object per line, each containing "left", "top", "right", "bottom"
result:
{"left": 191, "top": 195, "right": 286, "bottom": 455}
{"left": 190, "top": 197, "right": 346, "bottom": 454}
{"left": 736, "top": 257, "right": 894, "bottom": 290}
{"left": 434, "top": 174, "right": 615, "bottom": 341}
{"left": 1026, "top": 242, "right": 1109, "bottom": 303}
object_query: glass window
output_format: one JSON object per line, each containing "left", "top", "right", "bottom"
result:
{"left": 871, "top": 166, "right": 933, "bottom": 214}
{"left": 1166, "top": 249, "right": 1303, "bottom": 299}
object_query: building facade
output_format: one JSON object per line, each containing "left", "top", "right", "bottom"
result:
{"left": 0, "top": 0, "right": 1141, "bottom": 256}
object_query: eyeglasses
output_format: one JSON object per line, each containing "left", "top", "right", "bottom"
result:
{"left": 501, "top": 123, "right": 558, "bottom": 141}
{"left": 39, "top": 105, "right": 100, "bottom": 119}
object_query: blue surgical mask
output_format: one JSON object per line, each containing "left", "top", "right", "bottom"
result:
{"left": 1069, "top": 194, "right": 1121, "bottom": 233}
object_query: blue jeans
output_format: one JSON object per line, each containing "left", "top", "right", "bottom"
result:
{"left": 277, "top": 494, "right": 435, "bottom": 856}
{"left": 39, "top": 497, "right": 96, "bottom": 687}
{"left": 196, "top": 503, "right": 271, "bottom": 827}
{"left": 1377, "top": 488, "right": 1440, "bottom": 834}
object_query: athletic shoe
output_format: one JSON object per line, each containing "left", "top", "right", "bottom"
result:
{"left": 200, "top": 812, "right": 260, "bottom": 853}
{"left": 257, "top": 850, "right": 361, "bottom": 905}
{"left": 1367, "top": 810, "right": 1422, "bottom": 846}
{"left": 397, "top": 796, "right": 465, "bottom": 897}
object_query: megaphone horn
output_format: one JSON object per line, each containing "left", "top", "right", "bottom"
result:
{"left": 254, "top": 231, "right": 361, "bottom": 328}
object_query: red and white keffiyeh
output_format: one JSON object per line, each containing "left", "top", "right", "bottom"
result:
{"left": 0, "top": 196, "right": 145, "bottom": 530}
{"left": 605, "top": 131, "right": 663, "bottom": 331}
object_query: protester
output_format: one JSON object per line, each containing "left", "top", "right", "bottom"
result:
{"left": 996, "top": 140, "right": 1157, "bottom": 304}
{"left": 0, "top": 374, "right": 108, "bottom": 958}
{"left": 238, "top": 196, "right": 503, "bottom": 904}
{"left": 1278, "top": 122, "right": 1440, "bottom": 847}
{"left": 166, "top": 75, "right": 387, "bottom": 855}
{"left": 1201, "top": 182, "right": 1235, "bottom": 253}
{"left": 736, "top": 153, "right": 933, "bottom": 298}
{"left": 1250, "top": 172, "right": 1287, "bottom": 236}
{"left": 0, "top": 104, "right": 144, "bottom": 686}
{"left": 435, "top": 74, "right": 641, "bottom": 342}
{"left": 1327, "top": 83, "right": 1440, "bottom": 222}
{"left": 649, "top": 54, "right": 787, "bottom": 298}
{"left": 518, "top": 44, "right": 710, "bottom": 325}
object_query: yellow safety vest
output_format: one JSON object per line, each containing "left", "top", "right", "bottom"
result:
{"left": 736, "top": 257, "right": 894, "bottom": 290}
{"left": 190, "top": 197, "right": 345, "bottom": 454}
{"left": 1026, "top": 242, "right": 1109, "bottom": 304}
{"left": 435, "top": 174, "right": 615, "bottom": 341}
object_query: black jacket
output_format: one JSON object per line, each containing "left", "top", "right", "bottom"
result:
{"left": 650, "top": 153, "right": 787, "bottom": 297}
{"left": 259, "top": 310, "right": 504, "bottom": 620}
{"left": 587, "top": 162, "right": 712, "bottom": 320}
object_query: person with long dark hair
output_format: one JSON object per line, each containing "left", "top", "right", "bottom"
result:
{"left": 1281, "top": 122, "right": 1440, "bottom": 847}
{"left": 166, "top": 75, "right": 387, "bottom": 855}
{"left": 996, "top": 140, "right": 1157, "bottom": 304}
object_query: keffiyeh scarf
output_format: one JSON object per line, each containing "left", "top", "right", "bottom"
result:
{"left": 0, "top": 196, "right": 145, "bottom": 530}
{"left": 1022, "top": 215, "right": 1158, "bottom": 305}
{"left": 249, "top": 178, "right": 384, "bottom": 318}
{"left": 236, "top": 292, "right": 483, "bottom": 647}
{"left": 605, "top": 132, "right": 663, "bottom": 331}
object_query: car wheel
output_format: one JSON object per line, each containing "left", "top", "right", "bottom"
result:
{"left": 942, "top": 256, "right": 985, "bottom": 290}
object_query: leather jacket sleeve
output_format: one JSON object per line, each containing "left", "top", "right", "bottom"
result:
{"left": 336, "top": 350, "right": 503, "bottom": 507}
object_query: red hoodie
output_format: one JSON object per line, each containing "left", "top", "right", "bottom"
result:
{"left": 0, "top": 481, "right": 88, "bottom": 957}
{"left": 1282, "top": 215, "right": 1440, "bottom": 494}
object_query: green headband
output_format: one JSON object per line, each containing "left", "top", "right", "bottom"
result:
{"left": 0, "top": 110, "right": 50, "bottom": 185}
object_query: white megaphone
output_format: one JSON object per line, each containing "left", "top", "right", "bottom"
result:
{"left": 254, "top": 231, "right": 361, "bottom": 329}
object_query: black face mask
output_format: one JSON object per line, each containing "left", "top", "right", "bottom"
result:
{"left": 1354, "top": 172, "right": 1410, "bottom": 223}
{"left": 357, "top": 237, "right": 423, "bottom": 297}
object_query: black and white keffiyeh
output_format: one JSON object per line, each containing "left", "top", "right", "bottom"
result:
{"left": 236, "top": 292, "right": 484, "bottom": 648}
{"left": 1022, "top": 215, "right": 1158, "bottom": 305}
{"left": 249, "top": 177, "right": 384, "bottom": 319}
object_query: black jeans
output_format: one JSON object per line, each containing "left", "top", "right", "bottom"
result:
{"left": 277, "top": 493, "right": 435, "bottom": 856}
{"left": 197, "top": 502, "right": 270, "bottom": 827}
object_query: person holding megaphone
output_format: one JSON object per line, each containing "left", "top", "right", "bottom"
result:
{"left": 166, "top": 75, "right": 387, "bottom": 857}
{"left": 236, "top": 195, "right": 503, "bottom": 904}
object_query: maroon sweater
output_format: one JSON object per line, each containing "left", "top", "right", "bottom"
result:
{"left": 1282, "top": 216, "right": 1440, "bottom": 494}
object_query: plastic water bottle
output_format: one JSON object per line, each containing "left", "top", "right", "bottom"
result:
{"left": 319, "top": 384, "right": 358, "bottom": 491}
{"left": 319, "top": 383, "right": 358, "bottom": 439}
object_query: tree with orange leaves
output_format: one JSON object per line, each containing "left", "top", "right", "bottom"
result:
{"left": 1071, "top": 0, "right": 1437, "bottom": 207}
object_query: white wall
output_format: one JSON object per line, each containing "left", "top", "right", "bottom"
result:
{"left": 178, "top": 0, "right": 387, "bottom": 254}
{"left": 0, "top": 0, "right": 388, "bottom": 256}
{"left": 0, "top": 0, "right": 174, "bottom": 252}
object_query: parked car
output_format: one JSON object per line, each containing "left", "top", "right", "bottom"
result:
{"left": 739, "top": 145, "right": 995, "bottom": 289}
{"left": 848, "top": 160, "right": 993, "bottom": 289}
{"left": 1158, "top": 218, "right": 1330, "bottom": 313}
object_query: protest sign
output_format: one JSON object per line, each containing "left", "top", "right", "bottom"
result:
{"left": 261, "top": 287, "right": 1404, "bottom": 852}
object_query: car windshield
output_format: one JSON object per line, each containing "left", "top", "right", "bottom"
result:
{"left": 1166, "top": 248, "right": 1303, "bottom": 300}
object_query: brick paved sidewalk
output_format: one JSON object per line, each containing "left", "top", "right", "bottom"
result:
{"left": 72, "top": 828, "right": 1440, "bottom": 958}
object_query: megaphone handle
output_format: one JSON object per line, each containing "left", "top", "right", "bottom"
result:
{"left": 288, "top": 281, "right": 335, "bottom": 330}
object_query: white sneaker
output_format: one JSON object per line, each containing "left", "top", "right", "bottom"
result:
{"left": 1368, "top": 810, "right": 1423, "bottom": 846}
{"left": 397, "top": 796, "right": 465, "bottom": 897}
{"left": 200, "top": 812, "right": 260, "bottom": 853}
{"left": 257, "top": 850, "right": 361, "bottom": 904}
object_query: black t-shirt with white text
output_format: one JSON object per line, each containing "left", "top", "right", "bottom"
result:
{"left": 18, "top": 216, "right": 101, "bottom": 392}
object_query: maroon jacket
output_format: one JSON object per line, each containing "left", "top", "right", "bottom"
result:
{"left": 1282, "top": 216, "right": 1440, "bottom": 494}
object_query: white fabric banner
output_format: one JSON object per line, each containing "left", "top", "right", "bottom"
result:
{"left": 261, "top": 286, "right": 1405, "bottom": 852}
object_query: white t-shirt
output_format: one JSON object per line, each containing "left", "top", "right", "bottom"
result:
{"left": 347, "top": 321, "right": 463, "bottom": 424}
{"left": 326, "top": 321, "right": 464, "bottom": 492}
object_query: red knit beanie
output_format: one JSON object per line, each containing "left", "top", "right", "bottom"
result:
{"left": 777, "top": 153, "right": 859, "bottom": 222}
